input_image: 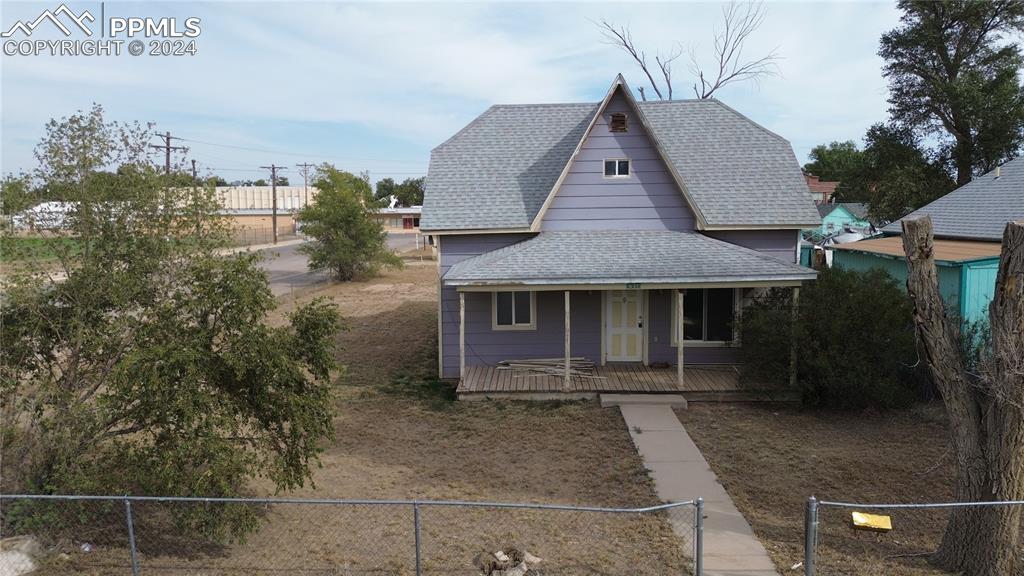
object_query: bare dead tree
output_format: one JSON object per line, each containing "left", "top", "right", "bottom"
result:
{"left": 598, "top": 19, "right": 670, "bottom": 101}
{"left": 902, "top": 216, "right": 1024, "bottom": 576}
{"left": 690, "top": 1, "right": 780, "bottom": 99}
{"left": 598, "top": 1, "right": 779, "bottom": 100}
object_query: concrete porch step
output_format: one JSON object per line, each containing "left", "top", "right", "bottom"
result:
{"left": 600, "top": 394, "right": 688, "bottom": 408}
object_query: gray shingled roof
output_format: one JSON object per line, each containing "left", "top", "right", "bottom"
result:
{"left": 638, "top": 100, "right": 819, "bottom": 227}
{"left": 883, "top": 157, "right": 1024, "bottom": 241}
{"left": 422, "top": 103, "right": 596, "bottom": 232}
{"left": 443, "top": 231, "right": 816, "bottom": 286}
{"left": 421, "top": 96, "right": 820, "bottom": 231}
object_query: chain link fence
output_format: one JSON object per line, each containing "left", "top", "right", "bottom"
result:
{"left": 803, "top": 496, "right": 1024, "bottom": 575}
{"left": 230, "top": 225, "right": 300, "bottom": 247}
{"left": 0, "top": 495, "right": 702, "bottom": 575}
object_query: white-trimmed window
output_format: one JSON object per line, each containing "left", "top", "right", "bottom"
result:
{"left": 603, "top": 159, "right": 631, "bottom": 178}
{"left": 492, "top": 291, "right": 536, "bottom": 330}
{"left": 671, "top": 288, "right": 738, "bottom": 345}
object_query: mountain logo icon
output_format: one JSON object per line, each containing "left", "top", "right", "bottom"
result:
{"left": 1, "top": 4, "right": 95, "bottom": 38}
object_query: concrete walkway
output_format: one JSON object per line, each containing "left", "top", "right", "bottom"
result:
{"left": 616, "top": 401, "right": 779, "bottom": 576}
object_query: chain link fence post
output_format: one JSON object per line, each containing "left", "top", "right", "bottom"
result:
{"left": 694, "top": 498, "right": 704, "bottom": 576}
{"left": 413, "top": 501, "right": 422, "bottom": 576}
{"left": 804, "top": 496, "right": 818, "bottom": 576}
{"left": 124, "top": 498, "right": 140, "bottom": 576}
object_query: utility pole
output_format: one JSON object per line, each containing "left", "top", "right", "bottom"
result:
{"left": 260, "top": 164, "right": 286, "bottom": 244}
{"left": 148, "top": 131, "right": 188, "bottom": 175}
{"left": 296, "top": 162, "right": 315, "bottom": 207}
{"left": 191, "top": 159, "right": 197, "bottom": 185}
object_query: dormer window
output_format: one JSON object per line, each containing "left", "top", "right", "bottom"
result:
{"left": 604, "top": 159, "right": 631, "bottom": 178}
{"left": 609, "top": 112, "right": 628, "bottom": 132}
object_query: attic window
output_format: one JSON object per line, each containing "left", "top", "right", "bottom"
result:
{"left": 609, "top": 112, "right": 628, "bottom": 132}
{"left": 604, "top": 159, "right": 630, "bottom": 177}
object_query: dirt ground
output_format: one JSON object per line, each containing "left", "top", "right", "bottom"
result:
{"left": 38, "top": 262, "right": 690, "bottom": 575}
{"left": 675, "top": 403, "right": 961, "bottom": 576}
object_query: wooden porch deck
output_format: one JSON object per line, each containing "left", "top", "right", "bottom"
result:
{"left": 457, "top": 363, "right": 797, "bottom": 402}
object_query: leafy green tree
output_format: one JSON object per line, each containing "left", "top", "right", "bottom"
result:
{"left": 881, "top": 0, "right": 1024, "bottom": 185}
{"left": 253, "top": 178, "right": 268, "bottom": 186}
{"left": 394, "top": 177, "right": 425, "bottom": 207}
{"left": 374, "top": 177, "right": 397, "bottom": 202}
{"left": 0, "top": 174, "right": 34, "bottom": 216}
{"left": 0, "top": 105, "right": 340, "bottom": 539}
{"left": 835, "top": 123, "right": 955, "bottom": 222}
{"left": 297, "top": 166, "right": 402, "bottom": 280}
{"left": 802, "top": 140, "right": 863, "bottom": 182}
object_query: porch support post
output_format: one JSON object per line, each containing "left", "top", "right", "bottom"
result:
{"left": 459, "top": 291, "right": 466, "bottom": 380}
{"left": 677, "top": 289, "right": 685, "bottom": 389}
{"left": 563, "top": 290, "right": 571, "bottom": 391}
{"left": 789, "top": 286, "right": 800, "bottom": 388}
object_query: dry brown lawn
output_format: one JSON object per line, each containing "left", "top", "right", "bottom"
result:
{"left": 38, "top": 263, "right": 689, "bottom": 575}
{"left": 676, "top": 403, "right": 958, "bottom": 576}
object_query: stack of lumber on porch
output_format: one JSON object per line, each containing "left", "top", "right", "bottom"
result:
{"left": 496, "top": 358, "right": 604, "bottom": 379}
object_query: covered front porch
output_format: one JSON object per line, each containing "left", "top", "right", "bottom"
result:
{"left": 442, "top": 231, "right": 816, "bottom": 399}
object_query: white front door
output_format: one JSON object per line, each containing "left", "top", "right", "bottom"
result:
{"left": 606, "top": 290, "right": 644, "bottom": 362}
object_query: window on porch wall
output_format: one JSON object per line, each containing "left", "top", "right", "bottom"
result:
{"left": 673, "top": 288, "right": 737, "bottom": 344}
{"left": 493, "top": 291, "right": 534, "bottom": 329}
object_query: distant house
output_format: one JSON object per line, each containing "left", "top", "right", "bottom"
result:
{"left": 421, "top": 75, "right": 819, "bottom": 398}
{"left": 375, "top": 206, "right": 422, "bottom": 231}
{"left": 816, "top": 202, "right": 873, "bottom": 236}
{"left": 832, "top": 158, "right": 1024, "bottom": 324}
{"left": 804, "top": 174, "right": 839, "bottom": 205}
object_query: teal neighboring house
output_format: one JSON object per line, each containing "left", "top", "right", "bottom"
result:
{"left": 831, "top": 158, "right": 1024, "bottom": 325}
{"left": 816, "top": 202, "right": 872, "bottom": 236}
{"left": 832, "top": 236, "right": 1000, "bottom": 324}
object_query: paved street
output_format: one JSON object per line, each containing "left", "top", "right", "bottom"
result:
{"left": 257, "top": 232, "right": 424, "bottom": 297}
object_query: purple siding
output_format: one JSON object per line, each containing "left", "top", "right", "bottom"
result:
{"left": 439, "top": 234, "right": 535, "bottom": 378}
{"left": 453, "top": 291, "right": 604, "bottom": 375}
{"left": 705, "top": 229, "right": 799, "bottom": 263}
{"left": 440, "top": 236, "right": 606, "bottom": 376}
{"left": 540, "top": 92, "right": 696, "bottom": 232}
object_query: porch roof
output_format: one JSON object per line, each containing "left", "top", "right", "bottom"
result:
{"left": 443, "top": 230, "right": 816, "bottom": 288}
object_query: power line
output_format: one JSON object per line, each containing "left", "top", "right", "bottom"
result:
{"left": 259, "top": 164, "right": 287, "bottom": 245}
{"left": 176, "top": 136, "right": 424, "bottom": 166}
{"left": 296, "top": 162, "right": 315, "bottom": 207}
{"left": 148, "top": 131, "right": 188, "bottom": 174}
{"left": 204, "top": 165, "right": 425, "bottom": 176}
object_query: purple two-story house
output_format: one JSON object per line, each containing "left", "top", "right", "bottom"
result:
{"left": 421, "top": 75, "right": 820, "bottom": 400}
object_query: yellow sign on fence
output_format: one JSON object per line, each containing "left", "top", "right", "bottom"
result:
{"left": 851, "top": 511, "right": 892, "bottom": 532}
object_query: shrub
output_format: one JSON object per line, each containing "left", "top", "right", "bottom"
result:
{"left": 740, "top": 266, "right": 920, "bottom": 409}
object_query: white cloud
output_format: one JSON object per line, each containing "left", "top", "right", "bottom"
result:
{"left": 2, "top": 1, "right": 900, "bottom": 176}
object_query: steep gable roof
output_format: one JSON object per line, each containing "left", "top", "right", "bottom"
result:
{"left": 883, "top": 157, "right": 1024, "bottom": 241}
{"left": 421, "top": 75, "right": 820, "bottom": 232}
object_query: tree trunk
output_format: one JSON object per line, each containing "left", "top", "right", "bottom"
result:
{"left": 902, "top": 217, "right": 1024, "bottom": 576}
{"left": 954, "top": 138, "right": 974, "bottom": 187}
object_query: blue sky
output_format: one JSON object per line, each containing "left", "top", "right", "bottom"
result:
{"left": 1, "top": 1, "right": 900, "bottom": 185}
